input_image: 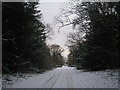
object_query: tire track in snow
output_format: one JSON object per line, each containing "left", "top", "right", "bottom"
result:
{"left": 49, "top": 69, "right": 62, "bottom": 88}
{"left": 42, "top": 68, "right": 62, "bottom": 88}
{"left": 66, "top": 71, "right": 71, "bottom": 88}
{"left": 50, "top": 68, "right": 68, "bottom": 88}
{"left": 66, "top": 69, "right": 74, "bottom": 88}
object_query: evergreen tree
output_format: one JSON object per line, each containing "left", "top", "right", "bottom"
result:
{"left": 66, "top": 2, "right": 120, "bottom": 70}
{"left": 2, "top": 2, "right": 52, "bottom": 73}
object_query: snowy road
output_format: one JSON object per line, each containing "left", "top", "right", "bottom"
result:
{"left": 7, "top": 66, "right": 118, "bottom": 88}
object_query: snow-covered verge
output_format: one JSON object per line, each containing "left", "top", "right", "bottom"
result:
{"left": 70, "top": 68, "right": 119, "bottom": 88}
{"left": 0, "top": 75, "right": 2, "bottom": 90}
{"left": 2, "top": 66, "right": 119, "bottom": 88}
{"left": 2, "top": 73, "right": 33, "bottom": 88}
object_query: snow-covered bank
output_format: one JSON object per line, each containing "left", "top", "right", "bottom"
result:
{"left": 68, "top": 68, "right": 118, "bottom": 88}
{"left": 2, "top": 66, "right": 119, "bottom": 88}
{"left": 2, "top": 73, "right": 33, "bottom": 88}
{"left": 0, "top": 75, "right": 2, "bottom": 90}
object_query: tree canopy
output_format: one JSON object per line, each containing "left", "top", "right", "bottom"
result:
{"left": 64, "top": 2, "right": 120, "bottom": 71}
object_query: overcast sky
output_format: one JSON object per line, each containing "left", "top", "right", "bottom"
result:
{"left": 38, "top": 1, "right": 74, "bottom": 58}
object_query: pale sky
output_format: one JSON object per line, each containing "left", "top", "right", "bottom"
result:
{"left": 39, "top": 1, "right": 74, "bottom": 58}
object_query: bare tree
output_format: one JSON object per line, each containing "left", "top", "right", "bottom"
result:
{"left": 49, "top": 44, "right": 64, "bottom": 54}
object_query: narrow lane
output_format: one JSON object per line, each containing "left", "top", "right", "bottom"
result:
{"left": 51, "top": 66, "right": 71, "bottom": 88}
{"left": 10, "top": 66, "right": 118, "bottom": 88}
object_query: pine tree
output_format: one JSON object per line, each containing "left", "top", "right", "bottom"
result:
{"left": 2, "top": 2, "right": 51, "bottom": 73}
{"left": 67, "top": 2, "right": 120, "bottom": 70}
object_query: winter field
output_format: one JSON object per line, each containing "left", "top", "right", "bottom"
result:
{"left": 2, "top": 66, "right": 119, "bottom": 88}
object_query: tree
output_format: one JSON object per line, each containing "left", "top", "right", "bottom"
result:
{"left": 2, "top": 2, "right": 52, "bottom": 73}
{"left": 83, "top": 2, "right": 119, "bottom": 70}
{"left": 49, "top": 44, "right": 64, "bottom": 67}
{"left": 58, "top": 1, "right": 120, "bottom": 70}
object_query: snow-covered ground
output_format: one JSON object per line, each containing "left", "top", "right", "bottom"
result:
{"left": 2, "top": 66, "right": 118, "bottom": 88}
{"left": 0, "top": 75, "right": 2, "bottom": 90}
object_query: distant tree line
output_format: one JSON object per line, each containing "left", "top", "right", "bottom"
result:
{"left": 2, "top": 2, "right": 64, "bottom": 74}
{"left": 63, "top": 2, "right": 120, "bottom": 71}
